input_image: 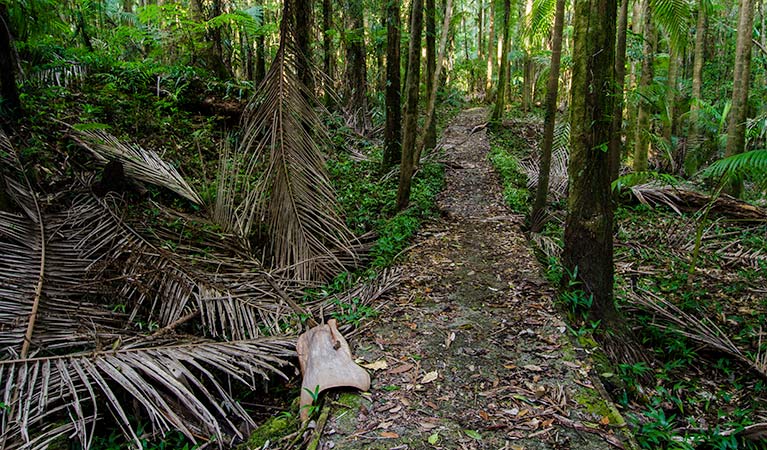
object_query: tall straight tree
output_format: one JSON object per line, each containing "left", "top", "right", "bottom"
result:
{"left": 382, "top": 0, "right": 402, "bottom": 171}
{"left": 485, "top": 0, "right": 495, "bottom": 96}
{"left": 633, "top": 0, "right": 655, "bottom": 172}
{"left": 322, "top": 0, "right": 334, "bottom": 106}
{"left": 491, "top": 0, "right": 511, "bottom": 122}
{"left": 687, "top": 0, "right": 707, "bottom": 172}
{"left": 295, "top": 0, "right": 314, "bottom": 92}
{"left": 530, "top": 0, "right": 566, "bottom": 231}
{"left": 564, "top": 0, "right": 620, "bottom": 328}
{"left": 424, "top": 0, "right": 437, "bottom": 151}
{"left": 725, "top": 0, "right": 755, "bottom": 197}
{"left": 396, "top": 0, "right": 424, "bottom": 211}
{"left": 344, "top": 0, "right": 370, "bottom": 132}
{"left": 608, "top": 0, "right": 630, "bottom": 180}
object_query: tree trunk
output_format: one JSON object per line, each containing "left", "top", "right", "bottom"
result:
{"left": 322, "top": 0, "right": 334, "bottom": 106}
{"left": 486, "top": 0, "right": 495, "bottom": 96}
{"left": 344, "top": 0, "right": 370, "bottom": 132}
{"left": 725, "top": 0, "right": 755, "bottom": 197}
{"left": 530, "top": 0, "right": 566, "bottom": 232}
{"left": 492, "top": 0, "right": 511, "bottom": 122}
{"left": 478, "top": 0, "right": 484, "bottom": 60}
{"left": 565, "top": 0, "right": 620, "bottom": 329}
{"left": 0, "top": 3, "right": 20, "bottom": 116}
{"left": 382, "top": 0, "right": 402, "bottom": 171}
{"left": 425, "top": 0, "right": 437, "bottom": 151}
{"left": 415, "top": 0, "right": 453, "bottom": 165}
{"left": 664, "top": 47, "right": 679, "bottom": 156}
{"left": 396, "top": 0, "right": 424, "bottom": 211}
{"left": 686, "top": 0, "right": 707, "bottom": 173}
{"left": 123, "top": 0, "right": 132, "bottom": 13}
{"left": 633, "top": 0, "right": 654, "bottom": 172}
{"left": 295, "top": 0, "right": 314, "bottom": 92}
{"left": 608, "top": 0, "right": 629, "bottom": 181}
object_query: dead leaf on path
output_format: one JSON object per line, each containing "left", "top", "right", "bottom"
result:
{"left": 421, "top": 371, "right": 439, "bottom": 384}
{"left": 517, "top": 409, "right": 529, "bottom": 418}
{"left": 387, "top": 363, "right": 414, "bottom": 375}
{"left": 420, "top": 422, "right": 438, "bottom": 430}
{"left": 503, "top": 362, "right": 517, "bottom": 369}
{"left": 377, "top": 421, "right": 393, "bottom": 429}
{"left": 600, "top": 416, "right": 610, "bottom": 425}
{"left": 362, "top": 359, "right": 389, "bottom": 371}
{"left": 380, "top": 431, "right": 399, "bottom": 439}
{"left": 478, "top": 410, "right": 490, "bottom": 421}
{"left": 523, "top": 364, "right": 543, "bottom": 372}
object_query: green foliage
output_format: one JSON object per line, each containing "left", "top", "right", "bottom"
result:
{"left": 611, "top": 171, "right": 680, "bottom": 194}
{"left": 489, "top": 144, "right": 530, "bottom": 213}
{"left": 701, "top": 150, "right": 767, "bottom": 189}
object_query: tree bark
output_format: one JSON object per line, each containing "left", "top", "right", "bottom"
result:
{"left": 530, "top": 0, "right": 566, "bottom": 231}
{"left": 382, "top": 0, "right": 402, "bottom": 171}
{"left": 491, "top": 0, "right": 511, "bottom": 122}
{"left": 0, "top": 3, "right": 20, "bottom": 116}
{"left": 344, "top": 0, "right": 370, "bottom": 132}
{"left": 424, "top": 0, "right": 437, "bottom": 151}
{"left": 396, "top": 0, "right": 424, "bottom": 211}
{"left": 564, "top": 0, "right": 619, "bottom": 327}
{"left": 486, "top": 0, "right": 495, "bottom": 97}
{"left": 686, "top": 0, "right": 707, "bottom": 173}
{"left": 725, "top": 0, "right": 755, "bottom": 197}
{"left": 664, "top": 46, "right": 679, "bottom": 161}
{"left": 633, "top": 0, "right": 654, "bottom": 172}
{"left": 322, "top": 0, "right": 334, "bottom": 106}
{"left": 295, "top": 0, "right": 314, "bottom": 92}
{"left": 608, "top": 0, "right": 629, "bottom": 181}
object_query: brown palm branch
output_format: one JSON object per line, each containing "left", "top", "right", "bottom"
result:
{"left": 70, "top": 128, "right": 203, "bottom": 205}
{"left": 236, "top": 8, "right": 358, "bottom": 281}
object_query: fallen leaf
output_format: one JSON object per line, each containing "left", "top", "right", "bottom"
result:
{"left": 464, "top": 429, "right": 482, "bottom": 440}
{"left": 377, "top": 421, "right": 393, "bottom": 429}
{"left": 479, "top": 410, "right": 490, "bottom": 421}
{"left": 380, "top": 431, "right": 399, "bottom": 439}
{"left": 523, "top": 364, "right": 543, "bottom": 372}
{"left": 600, "top": 416, "right": 610, "bottom": 425}
{"left": 362, "top": 359, "right": 388, "bottom": 371}
{"left": 387, "top": 363, "right": 414, "bottom": 375}
{"left": 517, "top": 409, "right": 529, "bottom": 418}
{"left": 421, "top": 371, "right": 439, "bottom": 384}
{"left": 428, "top": 433, "right": 439, "bottom": 444}
{"left": 420, "top": 422, "right": 438, "bottom": 430}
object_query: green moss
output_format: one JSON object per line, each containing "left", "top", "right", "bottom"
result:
{"left": 332, "top": 392, "right": 370, "bottom": 434}
{"left": 238, "top": 412, "right": 299, "bottom": 449}
{"left": 574, "top": 388, "right": 625, "bottom": 427}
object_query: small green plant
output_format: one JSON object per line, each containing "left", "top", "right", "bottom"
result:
{"left": 331, "top": 296, "right": 378, "bottom": 326}
{"left": 301, "top": 385, "right": 321, "bottom": 418}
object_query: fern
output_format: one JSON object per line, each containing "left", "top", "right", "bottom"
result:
{"left": 701, "top": 150, "right": 767, "bottom": 188}
{"left": 651, "top": 0, "right": 691, "bottom": 51}
{"left": 612, "top": 171, "right": 680, "bottom": 194}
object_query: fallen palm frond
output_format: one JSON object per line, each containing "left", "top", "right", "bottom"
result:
{"left": 235, "top": 4, "right": 357, "bottom": 281}
{"left": 626, "top": 289, "right": 767, "bottom": 380}
{"left": 71, "top": 128, "right": 203, "bottom": 205}
{"left": 519, "top": 121, "right": 569, "bottom": 201}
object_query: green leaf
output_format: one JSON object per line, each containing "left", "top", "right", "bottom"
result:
{"left": 464, "top": 429, "right": 482, "bottom": 440}
{"left": 428, "top": 433, "right": 439, "bottom": 444}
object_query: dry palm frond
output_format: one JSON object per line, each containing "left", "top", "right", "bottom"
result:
{"left": 529, "top": 231, "right": 562, "bottom": 260}
{"left": 627, "top": 289, "right": 767, "bottom": 380}
{"left": 29, "top": 62, "right": 88, "bottom": 88}
{"left": 519, "top": 121, "right": 569, "bottom": 201}
{"left": 0, "top": 337, "right": 295, "bottom": 449}
{"left": 629, "top": 182, "right": 684, "bottom": 215}
{"left": 236, "top": 7, "right": 357, "bottom": 280}
{"left": 71, "top": 129, "right": 203, "bottom": 205}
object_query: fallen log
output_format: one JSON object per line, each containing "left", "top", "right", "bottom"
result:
{"left": 625, "top": 183, "right": 767, "bottom": 221}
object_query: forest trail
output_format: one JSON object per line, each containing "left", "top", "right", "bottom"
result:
{"left": 320, "top": 108, "right": 632, "bottom": 449}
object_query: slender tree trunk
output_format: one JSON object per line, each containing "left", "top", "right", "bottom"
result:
{"left": 687, "top": 0, "right": 707, "bottom": 173}
{"left": 486, "top": 0, "right": 496, "bottom": 96}
{"left": 492, "top": 0, "right": 511, "bottom": 121}
{"left": 608, "top": 0, "right": 629, "bottom": 180}
{"left": 322, "top": 0, "right": 334, "bottom": 106}
{"left": 531, "top": 0, "right": 566, "bottom": 231}
{"left": 564, "top": 0, "right": 619, "bottom": 327}
{"left": 478, "top": 0, "right": 484, "bottom": 60}
{"left": 415, "top": 0, "right": 454, "bottom": 165}
{"left": 396, "top": 0, "right": 424, "bottom": 211}
{"left": 725, "top": 0, "right": 755, "bottom": 197}
{"left": 425, "top": 0, "right": 437, "bottom": 151}
{"left": 0, "top": 3, "right": 20, "bottom": 116}
{"left": 664, "top": 47, "right": 679, "bottom": 152}
{"left": 295, "top": 0, "right": 314, "bottom": 92}
{"left": 382, "top": 0, "right": 402, "bottom": 171}
{"left": 633, "top": 0, "right": 654, "bottom": 172}
{"left": 344, "top": 0, "right": 370, "bottom": 132}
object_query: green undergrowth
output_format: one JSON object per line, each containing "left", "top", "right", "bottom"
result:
{"left": 487, "top": 126, "right": 531, "bottom": 213}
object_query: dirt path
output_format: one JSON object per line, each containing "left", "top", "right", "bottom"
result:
{"left": 320, "top": 108, "right": 631, "bottom": 449}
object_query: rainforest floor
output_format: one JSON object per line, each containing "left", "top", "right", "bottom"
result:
{"left": 313, "top": 108, "right": 633, "bottom": 450}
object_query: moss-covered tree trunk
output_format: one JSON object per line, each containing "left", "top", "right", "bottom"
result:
{"left": 530, "top": 0, "right": 566, "bottom": 231}
{"left": 608, "top": 0, "right": 629, "bottom": 181}
{"left": 563, "top": 0, "right": 619, "bottom": 327}
{"left": 382, "top": 0, "right": 402, "bottom": 171}
{"left": 322, "top": 0, "right": 334, "bottom": 107}
{"left": 491, "top": 0, "right": 511, "bottom": 122}
{"left": 633, "top": 0, "right": 654, "bottom": 172}
{"left": 485, "top": 0, "right": 495, "bottom": 97}
{"left": 396, "top": 0, "right": 423, "bottom": 211}
{"left": 686, "top": 0, "right": 707, "bottom": 173}
{"left": 295, "top": 0, "right": 314, "bottom": 92}
{"left": 725, "top": 0, "right": 755, "bottom": 197}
